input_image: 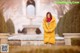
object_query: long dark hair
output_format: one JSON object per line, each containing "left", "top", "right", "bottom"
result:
{"left": 46, "top": 12, "right": 52, "bottom": 19}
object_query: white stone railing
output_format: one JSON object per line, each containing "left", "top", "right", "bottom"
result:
{"left": 63, "top": 33, "right": 80, "bottom": 45}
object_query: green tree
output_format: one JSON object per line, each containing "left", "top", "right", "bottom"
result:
{"left": 0, "top": 10, "right": 8, "bottom": 33}
{"left": 56, "top": 4, "right": 80, "bottom": 36}
{"left": 6, "top": 19, "right": 15, "bottom": 34}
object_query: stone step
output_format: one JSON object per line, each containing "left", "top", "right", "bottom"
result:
{"left": 9, "top": 40, "right": 65, "bottom": 46}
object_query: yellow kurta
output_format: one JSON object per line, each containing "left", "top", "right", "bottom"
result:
{"left": 43, "top": 16, "right": 56, "bottom": 44}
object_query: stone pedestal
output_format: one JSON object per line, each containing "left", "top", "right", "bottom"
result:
{"left": 23, "top": 25, "right": 40, "bottom": 34}
{"left": 0, "top": 33, "right": 9, "bottom": 53}
{"left": 63, "top": 33, "right": 80, "bottom": 45}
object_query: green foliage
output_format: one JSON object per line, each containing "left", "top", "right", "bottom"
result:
{"left": 36, "top": 28, "right": 41, "bottom": 34}
{"left": 56, "top": 17, "right": 64, "bottom": 36}
{"left": 56, "top": 4, "right": 80, "bottom": 36}
{"left": 0, "top": 10, "right": 8, "bottom": 33}
{"left": 6, "top": 19, "right": 15, "bottom": 34}
{"left": 71, "top": 38, "right": 80, "bottom": 46}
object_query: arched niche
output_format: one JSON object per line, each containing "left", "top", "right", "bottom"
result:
{"left": 26, "top": 0, "right": 36, "bottom": 17}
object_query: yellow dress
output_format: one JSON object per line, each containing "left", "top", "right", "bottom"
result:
{"left": 43, "top": 16, "right": 56, "bottom": 44}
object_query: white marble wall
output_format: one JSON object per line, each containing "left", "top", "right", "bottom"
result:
{"left": 4, "top": 0, "right": 30, "bottom": 33}
{"left": 3, "top": 0, "right": 58, "bottom": 34}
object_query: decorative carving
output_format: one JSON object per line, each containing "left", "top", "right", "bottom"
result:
{"left": 26, "top": 0, "right": 35, "bottom": 7}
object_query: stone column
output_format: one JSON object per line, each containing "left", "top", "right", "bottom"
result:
{"left": 0, "top": 33, "right": 9, "bottom": 53}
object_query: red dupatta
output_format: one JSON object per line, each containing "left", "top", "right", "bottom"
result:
{"left": 46, "top": 17, "right": 52, "bottom": 22}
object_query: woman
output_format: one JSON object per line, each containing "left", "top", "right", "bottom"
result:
{"left": 43, "top": 12, "right": 56, "bottom": 45}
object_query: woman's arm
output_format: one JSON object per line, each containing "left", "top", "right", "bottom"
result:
{"left": 48, "top": 20, "right": 56, "bottom": 32}
{"left": 43, "top": 21, "right": 49, "bottom": 32}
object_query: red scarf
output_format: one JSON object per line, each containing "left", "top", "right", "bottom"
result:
{"left": 46, "top": 17, "right": 52, "bottom": 22}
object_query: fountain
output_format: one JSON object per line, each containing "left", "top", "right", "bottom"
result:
{"left": 23, "top": 0, "right": 40, "bottom": 35}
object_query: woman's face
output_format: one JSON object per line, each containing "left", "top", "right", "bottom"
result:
{"left": 47, "top": 14, "right": 50, "bottom": 18}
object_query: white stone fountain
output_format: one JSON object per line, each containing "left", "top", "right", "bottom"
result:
{"left": 23, "top": 0, "right": 40, "bottom": 35}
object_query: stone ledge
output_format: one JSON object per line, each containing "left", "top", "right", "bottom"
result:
{"left": 63, "top": 33, "right": 80, "bottom": 36}
{"left": 0, "top": 33, "right": 9, "bottom": 35}
{"left": 0, "top": 33, "right": 9, "bottom": 38}
{"left": 8, "top": 34, "right": 64, "bottom": 46}
{"left": 8, "top": 34, "right": 64, "bottom": 41}
{"left": 63, "top": 33, "right": 80, "bottom": 45}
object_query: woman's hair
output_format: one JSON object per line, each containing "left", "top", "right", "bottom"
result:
{"left": 46, "top": 12, "right": 52, "bottom": 18}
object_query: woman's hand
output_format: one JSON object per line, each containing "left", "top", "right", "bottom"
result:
{"left": 48, "top": 30, "right": 51, "bottom": 33}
